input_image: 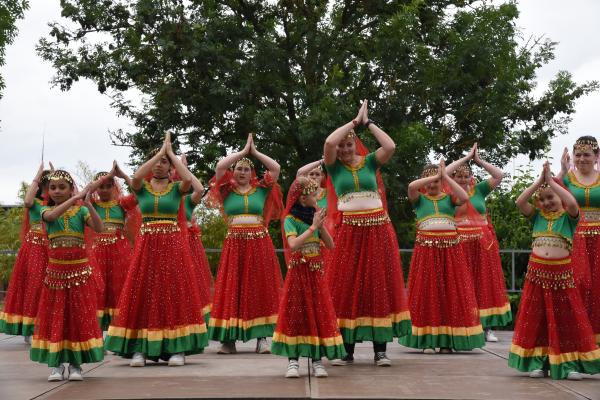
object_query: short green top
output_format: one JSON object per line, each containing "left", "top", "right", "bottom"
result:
{"left": 223, "top": 186, "right": 270, "bottom": 217}
{"left": 325, "top": 152, "right": 379, "bottom": 197}
{"left": 412, "top": 193, "right": 456, "bottom": 223}
{"left": 183, "top": 195, "right": 198, "bottom": 222}
{"left": 563, "top": 171, "right": 600, "bottom": 210}
{"left": 93, "top": 200, "right": 125, "bottom": 223}
{"left": 316, "top": 189, "right": 328, "bottom": 209}
{"left": 41, "top": 205, "right": 90, "bottom": 238}
{"left": 28, "top": 198, "right": 45, "bottom": 225}
{"left": 468, "top": 180, "right": 492, "bottom": 215}
{"left": 530, "top": 209, "right": 579, "bottom": 243}
{"left": 283, "top": 215, "right": 321, "bottom": 244}
{"left": 135, "top": 181, "right": 183, "bottom": 220}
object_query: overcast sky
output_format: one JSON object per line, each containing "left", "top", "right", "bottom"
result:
{"left": 1, "top": 0, "right": 599, "bottom": 204}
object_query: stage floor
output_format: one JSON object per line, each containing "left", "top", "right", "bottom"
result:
{"left": 1, "top": 331, "right": 598, "bottom": 399}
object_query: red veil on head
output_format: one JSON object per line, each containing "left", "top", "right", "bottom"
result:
{"left": 324, "top": 135, "right": 388, "bottom": 235}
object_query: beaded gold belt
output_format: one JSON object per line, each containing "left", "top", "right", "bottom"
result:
{"left": 526, "top": 256, "right": 574, "bottom": 290}
{"left": 418, "top": 217, "right": 456, "bottom": 231}
{"left": 415, "top": 230, "right": 460, "bottom": 248}
{"left": 338, "top": 191, "right": 381, "bottom": 204}
{"left": 457, "top": 226, "right": 484, "bottom": 242}
{"left": 93, "top": 231, "right": 125, "bottom": 247}
{"left": 298, "top": 242, "right": 321, "bottom": 256}
{"left": 577, "top": 222, "right": 600, "bottom": 237}
{"left": 49, "top": 237, "right": 85, "bottom": 249}
{"left": 342, "top": 208, "right": 389, "bottom": 227}
{"left": 582, "top": 210, "right": 600, "bottom": 221}
{"left": 532, "top": 236, "right": 570, "bottom": 250}
{"left": 288, "top": 253, "right": 324, "bottom": 273}
{"left": 140, "top": 220, "right": 180, "bottom": 235}
{"left": 25, "top": 230, "right": 47, "bottom": 245}
{"left": 226, "top": 224, "right": 269, "bottom": 240}
{"left": 103, "top": 222, "right": 124, "bottom": 232}
{"left": 44, "top": 258, "right": 92, "bottom": 290}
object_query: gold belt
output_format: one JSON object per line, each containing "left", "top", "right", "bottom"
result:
{"left": 341, "top": 208, "right": 389, "bottom": 227}
{"left": 226, "top": 225, "right": 268, "bottom": 240}
{"left": 338, "top": 191, "right": 381, "bottom": 204}
{"left": 140, "top": 220, "right": 180, "bottom": 235}
{"left": 49, "top": 237, "right": 85, "bottom": 249}
{"left": 532, "top": 236, "right": 570, "bottom": 250}
{"left": 415, "top": 231, "right": 460, "bottom": 248}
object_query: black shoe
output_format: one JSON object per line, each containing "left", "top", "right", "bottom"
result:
{"left": 331, "top": 354, "right": 354, "bottom": 366}
{"left": 374, "top": 352, "right": 391, "bottom": 366}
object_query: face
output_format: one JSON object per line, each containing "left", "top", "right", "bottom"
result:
{"left": 336, "top": 137, "right": 356, "bottom": 163}
{"left": 233, "top": 163, "right": 252, "bottom": 186}
{"left": 151, "top": 156, "right": 171, "bottom": 178}
{"left": 96, "top": 181, "right": 115, "bottom": 202}
{"left": 299, "top": 190, "right": 318, "bottom": 208}
{"left": 453, "top": 170, "right": 472, "bottom": 189}
{"left": 424, "top": 178, "right": 441, "bottom": 196}
{"left": 308, "top": 168, "right": 324, "bottom": 186}
{"left": 573, "top": 148, "right": 598, "bottom": 173}
{"left": 537, "top": 188, "right": 562, "bottom": 213}
{"left": 48, "top": 179, "right": 73, "bottom": 205}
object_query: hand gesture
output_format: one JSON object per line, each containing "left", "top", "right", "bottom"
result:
{"left": 49, "top": 161, "right": 55, "bottom": 172}
{"left": 439, "top": 158, "right": 447, "bottom": 178}
{"left": 242, "top": 133, "right": 253, "bottom": 155}
{"left": 163, "top": 131, "right": 174, "bottom": 155}
{"left": 361, "top": 99, "right": 369, "bottom": 125}
{"left": 561, "top": 147, "right": 570, "bottom": 173}
{"left": 312, "top": 209, "right": 325, "bottom": 229}
{"left": 543, "top": 160, "right": 553, "bottom": 183}
{"left": 113, "top": 161, "right": 128, "bottom": 179}
{"left": 249, "top": 134, "right": 259, "bottom": 156}
{"left": 35, "top": 162, "right": 44, "bottom": 181}
{"left": 74, "top": 185, "right": 89, "bottom": 201}
{"left": 354, "top": 100, "right": 366, "bottom": 124}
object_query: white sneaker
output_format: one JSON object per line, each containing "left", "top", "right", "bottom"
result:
{"left": 485, "top": 329, "right": 499, "bottom": 342}
{"left": 23, "top": 335, "right": 31, "bottom": 345}
{"left": 312, "top": 360, "right": 328, "bottom": 378}
{"left": 68, "top": 365, "right": 83, "bottom": 381}
{"left": 217, "top": 342, "right": 237, "bottom": 354}
{"left": 422, "top": 348, "right": 436, "bottom": 354}
{"left": 168, "top": 353, "right": 185, "bottom": 366}
{"left": 285, "top": 360, "right": 300, "bottom": 378}
{"left": 130, "top": 352, "right": 146, "bottom": 367}
{"left": 567, "top": 371, "right": 583, "bottom": 381}
{"left": 48, "top": 365, "right": 65, "bottom": 382}
{"left": 256, "top": 338, "right": 270, "bottom": 354}
{"left": 529, "top": 369, "right": 544, "bottom": 378}
{"left": 331, "top": 355, "right": 354, "bottom": 366}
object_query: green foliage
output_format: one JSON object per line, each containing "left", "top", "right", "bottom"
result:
{"left": 0, "top": 207, "right": 23, "bottom": 285}
{"left": 37, "top": 1, "right": 597, "bottom": 235}
{"left": 0, "top": 0, "right": 28, "bottom": 101}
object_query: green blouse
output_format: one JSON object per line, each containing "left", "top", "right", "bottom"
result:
{"left": 41, "top": 205, "right": 90, "bottom": 239}
{"left": 183, "top": 195, "right": 198, "bottom": 222}
{"left": 412, "top": 193, "right": 456, "bottom": 223}
{"left": 563, "top": 171, "right": 600, "bottom": 210}
{"left": 135, "top": 181, "right": 183, "bottom": 221}
{"left": 223, "top": 186, "right": 270, "bottom": 217}
{"left": 468, "top": 181, "right": 492, "bottom": 215}
{"left": 283, "top": 215, "right": 321, "bottom": 244}
{"left": 530, "top": 209, "right": 579, "bottom": 244}
{"left": 316, "top": 189, "right": 328, "bottom": 210}
{"left": 325, "top": 152, "right": 379, "bottom": 197}
{"left": 28, "top": 198, "right": 45, "bottom": 225}
{"left": 93, "top": 200, "right": 125, "bottom": 223}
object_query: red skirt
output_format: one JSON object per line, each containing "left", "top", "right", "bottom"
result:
{"left": 208, "top": 224, "right": 282, "bottom": 342}
{"left": 187, "top": 225, "right": 212, "bottom": 321}
{"left": 458, "top": 225, "right": 512, "bottom": 328}
{"left": 571, "top": 223, "right": 600, "bottom": 344}
{"left": 105, "top": 221, "right": 208, "bottom": 358}
{"left": 90, "top": 230, "right": 132, "bottom": 330}
{"left": 30, "top": 246, "right": 104, "bottom": 367}
{"left": 400, "top": 230, "right": 484, "bottom": 350}
{"left": 0, "top": 230, "right": 48, "bottom": 336}
{"left": 508, "top": 255, "right": 600, "bottom": 379}
{"left": 325, "top": 208, "right": 411, "bottom": 343}
{"left": 271, "top": 252, "right": 346, "bottom": 360}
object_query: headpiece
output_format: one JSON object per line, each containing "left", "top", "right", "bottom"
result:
{"left": 421, "top": 165, "right": 439, "bottom": 178}
{"left": 94, "top": 171, "right": 110, "bottom": 181}
{"left": 301, "top": 178, "right": 319, "bottom": 196}
{"left": 49, "top": 170, "right": 74, "bottom": 185}
{"left": 40, "top": 170, "right": 52, "bottom": 184}
{"left": 534, "top": 182, "right": 551, "bottom": 199}
{"left": 574, "top": 138, "right": 599, "bottom": 153}
{"left": 454, "top": 164, "right": 472, "bottom": 176}
{"left": 234, "top": 157, "right": 255, "bottom": 170}
{"left": 344, "top": 129, "right": 357, "bottom": 140}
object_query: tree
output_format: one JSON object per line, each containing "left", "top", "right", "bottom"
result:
{"left": 37, "top": 1, "right": 598, "bottom": 242}
{"left": 0, "top": 0, "right": 28, "bottom": 102}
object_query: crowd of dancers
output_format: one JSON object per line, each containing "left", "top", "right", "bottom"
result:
{"left": 1, "top": 100, "right": 600, "bottom": 382}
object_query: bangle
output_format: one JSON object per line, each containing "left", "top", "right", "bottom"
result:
{"left": 365, "top": 119, "right": 374, "bottom": 127}
{"left": 352, "top": 119, "right": 359, "bottom": 127}
{"left": 308, "top": 226, "right": 316, "bottom": 233}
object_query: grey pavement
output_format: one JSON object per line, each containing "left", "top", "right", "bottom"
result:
{"left": 0, "top": 331, "right": 598, "bottom": 399}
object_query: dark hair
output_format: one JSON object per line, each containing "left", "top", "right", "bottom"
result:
{"left": 574, "top": 135, "right": 599, "bottom": 155}
{"left": 35, "top": 170, "right": 52, "bottom": 200}
{"left": 46, "top": 171, "right": 75, "bottom": 206}
{"left": 147, "top": 148, "right": 172, "bottom": 165}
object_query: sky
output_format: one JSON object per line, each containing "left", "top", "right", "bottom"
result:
{"left": 1, "top": 0, "right": 599, "bottom": 204}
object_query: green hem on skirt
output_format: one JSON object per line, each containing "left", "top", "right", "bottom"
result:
{"left": 104, "top": 332, "right": 208, "bottom": 359}
{"left": 208, "top": 323, "right": 275, "bottom": 343}
{"left": 30, "top": 346, "right": 104, "bottom": 367}
{"left": 399, "top": 332, "right": 485, "bottom": 350}
{"left": 271, "top": 341, "right": 347, "bottom": 360}
{"left": 480, "top": 310, "right": 513, "bottom": 329}
{"left": 339, "top": 320, "right": 412, "bottom": 344}
{"left": 508, "top": 351, "right": 600, "bottom": 380}
{"left": 0, "top": 320, "right": 35, "bottom": 336}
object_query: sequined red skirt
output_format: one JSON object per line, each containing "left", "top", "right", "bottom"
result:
{"left": 400, "top": 230, "right": 484, "bottom": 350}
{"left": 90, "top": 230, "right": 132, "bottom": 329}
{"left": 458, "top": 225, "right": 512, "bottom": 328}
{"left": 187, "top": 227, "right": 212, "bottom": 320}
{"left": 272, "top": 252, "right": 345, "bottom": 359}
{"left": 0, "top": 230, "right": 48, "bottom": 336}
{"left": 509, "top": 255, "right": 600, "bottom": 378}
{"left": 325, "top": 208, "right": 411, "bottom": 343}
{"left": 571, "top": 223, "right": 600, "bottom": 343}
{"left": 208, "top": 224, "right": 282, "bottom": 342}
{"left": 30, "top": 246, "right": 104, "bottom": 367}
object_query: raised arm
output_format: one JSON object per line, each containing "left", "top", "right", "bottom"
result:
{"left": 131, "top": 141, "right": 167, "bottom": 192}
{"left": 323, "top": 101, "right": 365, "bottom": 165}
{"left": 545, "top": 161, "right": 578, "bottom": 218}
{"left": 164, "top": 132, "right": 192, "bottom": 193}
{"left": 112, "top": 161, "right": 132, "bottom": 188}
{"left": 361, "top": 100, "right": 396, "bottom": 165}
{"left": 42, "top": 188, "right": 87, "bottom": 222}
{"left": 297, "top": 160, "right": 323, "bottom": 177}
{"left": 408, "top": 165, "right": 442, "bottom": 202}
{"left": 24, "top": 163, "right": 45, "bottom": 208}
{"left": 515, "top": 169, "right": 544, "bottom": 217}
{"left": 446, "top": 143, "right": 476, "bottom": 176}
{"left": 250, "top": 135, "right": 280, "bottom": 181}
{"left": 441, "top": 160, "right": 469, "bottom": 204}
{"left": 83, "top": 190, "right": 104, "bottom": 233}
{"left": 287, "top": 210, "right": 330, "bottom": 250}
{"left": 557, "top": 147, "right": 570, "bottom": 181}
{"left": 473, "top": 146, "right": 504, "bottom": 189}
{"left": 215, "top": 133, "right": 252, "bottom": 180}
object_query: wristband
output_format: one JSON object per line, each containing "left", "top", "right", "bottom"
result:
{"left": 365, "top": 119, "right": 374, "bottom": 127}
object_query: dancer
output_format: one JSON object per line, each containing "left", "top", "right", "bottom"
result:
{"left": 323, "top": 100, "right": 410, "bottom": 366}
{"left": 105, "top": 132, "right": 208, "bottom": 367}
{"left": 559, "top": 136, "right": 600, "bottom": 345}
{"left": 509, "top": 161, "right": 600, "bottom": 380}
{"left": 272, "top": 176, "right": 345, "bottom": 378}
{"left": 207, "top": 133, "right": 283, "bottom": 354}
{"left": 401, "top": 160, "right": 485, "bottom": 353}
{"left": 297, "top": 160, "right": 328, "bottom": 209}
{"left": 0, "top": 164, "right": 51, "bottom": 342}
{"left": 88, "top": 161, "right": 138, "bottom": 331}
{"left": 446, "top": 144, "right": 512, "bottom": 342}
{"left": 30, "top": 170, "right": 105, "bottom": 381}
